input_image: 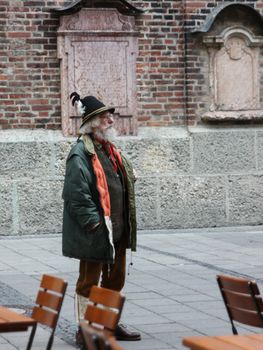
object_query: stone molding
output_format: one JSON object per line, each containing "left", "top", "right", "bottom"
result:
{"left": 57, "top": 8, "right": 136, "bottom": 34}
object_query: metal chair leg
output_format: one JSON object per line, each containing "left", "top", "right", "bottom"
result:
{"left": 26, "top": 323, "right": 37, "bottom": 350}
{"left": 46, "top": 331, "right": 55, "bottom": 350}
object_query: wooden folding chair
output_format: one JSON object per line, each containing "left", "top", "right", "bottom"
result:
{"left": 80, "top": 323, "right": 125, "bottom": 350}
{"left": 80, "top": 323, "right": 107, "bottom": 350}
{"left": 0, "top": 274, "right": 67, "bottom": 350}
{"left": 217, "top": 274, "right": 263, "bottom": 334}
{"left": 84, "top": 285, "right": 125, "bottom": 335}
{"left": 30, "top": 274, "right": 68, "bottom": 349}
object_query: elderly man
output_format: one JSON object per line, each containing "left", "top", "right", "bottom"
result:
{"left": 62, "top": 92, "right": 141, "bottom": 345}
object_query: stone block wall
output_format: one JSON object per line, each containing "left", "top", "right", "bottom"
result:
{"left": 127, "top": 127, "right": 263, "bottom": 230}
{"left": 0, "top": 130, "right": 71, "bottom": 235}
{"left": 1, "top": 128, "right": 263, "bottom": 236}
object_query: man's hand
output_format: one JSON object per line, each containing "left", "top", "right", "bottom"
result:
{"left": 88, "top": 222, "right": 101, "bottom": 231}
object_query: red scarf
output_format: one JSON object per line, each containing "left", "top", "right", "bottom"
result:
{"left": 96, "top": 138, "right": 125, "bottom": 174}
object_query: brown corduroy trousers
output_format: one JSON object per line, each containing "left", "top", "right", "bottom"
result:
{"left": 76, "top": 237, "right": 127, "bottom": 297}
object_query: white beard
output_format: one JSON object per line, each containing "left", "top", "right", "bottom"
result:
{"left": 93, "top": 127, "right": 118, "bottom": 142}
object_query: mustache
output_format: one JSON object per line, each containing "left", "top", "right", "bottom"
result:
{"left": 94, "top": 127, "right": 118, "bottom": 141}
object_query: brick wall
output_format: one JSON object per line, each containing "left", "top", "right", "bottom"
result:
{"left": 133, "top": 0, "right": 186, "bottom": 126}
{"left": 0, "top": 0, "right": 64, "bottom": 130}
{"left": 1, "top": 0, "right": 262, "bottom": 130}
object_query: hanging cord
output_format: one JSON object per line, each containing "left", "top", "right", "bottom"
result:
{"left": 127, "top": 250, "right": 133, "bottom": 276}
{"left": 108, "top": 264, "right": 111, "bottom": 277}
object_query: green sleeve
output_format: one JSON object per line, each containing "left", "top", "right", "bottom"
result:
{"left": 62, "top": 155, "right": 100, "bottom": 229}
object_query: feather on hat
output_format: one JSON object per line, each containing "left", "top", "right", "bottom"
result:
{"left": 70, "top": 92, "right": 115, "bottom": 128}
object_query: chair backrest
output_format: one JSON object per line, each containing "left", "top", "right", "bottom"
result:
{"left": 217, "top": 274, "right": 263, "bottom": 334}
{"left": 31, "top": 274, "right": 68, "bottom": 349}
{"left": 80, "top": 323, "right": 125, "bottom": 350}
{"left": 84, "top": 285, "right": 125, "bottom": 333}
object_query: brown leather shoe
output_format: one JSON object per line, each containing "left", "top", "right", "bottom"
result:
{"left": 115, "top": 323, "right": 141, "bottom": 341}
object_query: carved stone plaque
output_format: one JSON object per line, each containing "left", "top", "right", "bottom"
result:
{"left": 57, "top": 8, "right": 138, "bottom": 135}
{"left": 73, "top": 41, "right": 128, "bottom": 109}
{"left": 202, "top": 27, "right": 263, "bottom": 121}
{"left": 215, "top": 37, "right": 256, "bottom": 110}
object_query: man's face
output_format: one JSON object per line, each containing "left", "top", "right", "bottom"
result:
{"left": 93, "top": 112, "right": 117, "bottom": 141}
{"left": 98, "top": 112, "right": 114, "bottom": 132}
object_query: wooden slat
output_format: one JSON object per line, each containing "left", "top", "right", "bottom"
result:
{"left": 216, "top": 335, "right": 263, "bottom": 350}
{"left": 35, "top": 290, "right": 62, "bottom": 311}
{"left": 224, "top": 290, "right": 263, "bottom": 311}
{"left": 229, "top": 306, "right": 263, "bottom": 327}
{"left": 218, "top": 275, "right": 260, "bottom": 295}
{"left": 183, "top": 336, "right": 247, "bottom": 350}
{"left": 89, "top": 286, "right": 125, "bottom": 309}
{"left": 40, "top": 274, "right": 67, "bottom": 294}
{"left": 85, "top": 305, "right": 119, "bottom": 331}
{"left": 218, "top": 275, "right": 253, "bottom": 294}
{"left": 31, "top": 306, "right": 57, "bottom": 328}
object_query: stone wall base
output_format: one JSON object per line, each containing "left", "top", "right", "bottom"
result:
{"left": 1, "top": 127, "right": 263, "bottom": 235}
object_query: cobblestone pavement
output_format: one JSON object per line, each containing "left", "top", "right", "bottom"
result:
{"left": 1, "top": 225, "right": 263, "bottom": 349}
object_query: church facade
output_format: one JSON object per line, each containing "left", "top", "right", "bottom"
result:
{"left": 1, "top": 0, "right": 263, "bottom": 235}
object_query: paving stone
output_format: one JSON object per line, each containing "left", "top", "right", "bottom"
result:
{"left": 0, "top": 226, "right": 263, "bottom": 349}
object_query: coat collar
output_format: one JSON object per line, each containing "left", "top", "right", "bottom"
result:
{"left": 82, "top": 134, "right": 96, "bottom": 154}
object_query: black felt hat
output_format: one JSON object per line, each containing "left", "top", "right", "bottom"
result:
{"left": 70, "top": 92, "right": 115, "bottom": 128}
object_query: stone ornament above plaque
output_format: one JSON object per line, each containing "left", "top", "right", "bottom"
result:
{"left": 54, "top": 0, "right": 142, "bottom": 136}
{"left": 202, "top": 26, "right": 263, "bottom": 121}
{"left": 51, "top": 0, "right": 143, "bottom": 16}
{"left": 58, "top": 7, "right": 136, "bottom": 33}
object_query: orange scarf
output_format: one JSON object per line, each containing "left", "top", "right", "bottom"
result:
{"left": 91, "top": 154, "right": 111, "bottom": 216}
{"left": 88, "top": 136, "right": 125, "bottom": 217}
{"left": 101, "top": 141, "right": 125, "bottom": 175}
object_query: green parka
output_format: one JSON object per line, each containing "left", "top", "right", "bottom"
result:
{"left": 62, "top": 136, "right": 137, "bottom": 264}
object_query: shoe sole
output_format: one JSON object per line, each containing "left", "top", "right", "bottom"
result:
{"left": 116, "top": 336, "right": 141, "bottom": 341}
